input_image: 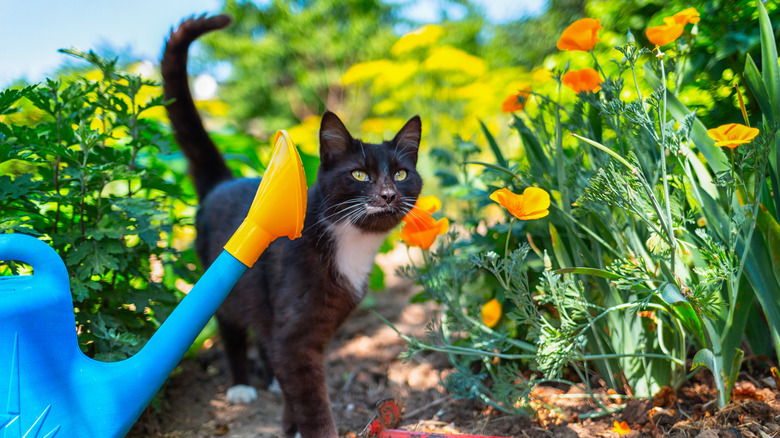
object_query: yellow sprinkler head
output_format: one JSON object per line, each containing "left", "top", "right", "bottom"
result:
{"left": 224, "top": 130, "right": 308, "bottom": 267}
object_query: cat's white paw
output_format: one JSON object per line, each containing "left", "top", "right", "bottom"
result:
{"left": 226, "top": 384, "right": 257, "bottom": 404}
{"left": 294, "top": 433, "right": 302, "bottom": 438}
{"left": 267, "top": 378, "right": 282, "bottom": 394}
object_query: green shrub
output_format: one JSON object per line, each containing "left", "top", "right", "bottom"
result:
{"left": 0, "top": 50, "right": 198, "bottom": 362}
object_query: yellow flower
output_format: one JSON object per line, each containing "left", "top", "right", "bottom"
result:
{"left": 557, "top": 18, "right": 602, "bottom": 52}
{"left": 481, "top": 298, "right": 502, "bottom": 328}
{"left": 562, "top": 68, "right": 602, "bottom": 93}
{"left": 400, "top": 196, "right": 449, "bottom": 250}
{"left": 613, "top": 420, "right": 631, "bottom": 436}
{"left": 501, "top": 88, "right": 532, "bottom": 113}
{"left": 706, "top": 123, "right": 760, "bottom": 149}
{"left": 490, "top": 187, "right": 550, "bottom": 220}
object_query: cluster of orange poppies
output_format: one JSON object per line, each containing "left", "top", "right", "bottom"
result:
{"left": 403, "top": 6, "right": 760, "bottom": 329}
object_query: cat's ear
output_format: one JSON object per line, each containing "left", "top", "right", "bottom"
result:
{"left": 392, "top": 115, "right": 421, "bottom": 164}
{"left": 319, "top": 111, "right": 353, "bottom": 165}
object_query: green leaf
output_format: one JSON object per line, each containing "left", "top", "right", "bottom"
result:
{"left": 756, "top": 207, "right": 780, "bottom": 288}
{"left": 67, "top": 239, "right": 121, "bottom": 278}
{"left": 757, "top": 0, "right": 780, "bottom": 123}
{"left": 369, "top": 263, "right": 385, "bottom": 290}
{"left": 570, "top": 133, "right": 633, "bottom": 170}
{"left": 549, "top": 223, "right": 571, "bottom": 269}
{"left": 554, "top": 267, "right": 622, "bottom": 280}
{"left": 479, "top": 120, "right": 507, "bottom": 169}
{"left": 658, "top": 283, "right": 705, "bottom": 345}
{"left": 744, "top": 54, "right": 774, "bottom": 126}
{"left": 511, "top": 115, "right": 551, "bottom": 171}
{"left": 691, "top": 348, "right": 727, "bottom": 408}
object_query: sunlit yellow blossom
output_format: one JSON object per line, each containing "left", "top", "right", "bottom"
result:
{"left": 400, "top": 196, "right": 449, "bottom": 250}
{"left": 490, "top": 187, "right": 550, "bottom": 220}
{"left": 481, "top": 298, "right": 502, "bottom": 328}
{"left": 557, "top": 18, "right": 602, "bottom": 52}
{"left": 613, "top": 421, "right": 631, "bottom": 436}
{"left": 501, "top": 88, "right": 532, "bottom": 113}
{"left": 562, "top": 68, "right": 602, "bottom": 93}
{"left": 391, "top": 24, "right": 445, "bottom": 56}
{"left": 706, "top": 123, "right": 760, "bottom": 149}
{"left": 423, "top": 46, "right": 486, "bottom": 77}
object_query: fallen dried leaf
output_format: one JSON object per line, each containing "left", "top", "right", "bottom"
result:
{"left": 653, "top": 386, "right": 677, "bottom": 407}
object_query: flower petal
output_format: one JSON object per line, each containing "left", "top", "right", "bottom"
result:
{"left": 520, "top": 187, "right": 551, "bottom": 212}
{"left": 562, "top": 68, "right": 602, "bottom": 93}
{"left": 481, "top": 298, "right": 502, "bottom": 328}
{"left": 557, "top": 18, "right": 602, "bottom": 52}
{"left": 646, "top": 18, "right": 684, "bottom": 46}
{"left": 416, "top": 195, "right": 442, "bottom": 214}
{"left": 672, "top": 7, "right": 700, "bottom": 26}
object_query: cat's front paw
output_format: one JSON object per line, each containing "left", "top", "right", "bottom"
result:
{"left": 226, "top": 384, "right": 258, "bottom": 404}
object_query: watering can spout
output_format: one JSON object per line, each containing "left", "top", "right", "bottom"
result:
{"left": 0, "top": 130, "right": 307, "bottom": 437}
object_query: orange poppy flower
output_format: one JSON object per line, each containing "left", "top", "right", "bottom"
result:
{"left": 646, "top": 17, "right": 684, "bottom": 46}
{"left": 706, "top": 123, "right": 760, "bottom": 149}
{"left": 557, "top": 18, "right": 602, "bottom": 52}
{"left": 481, "top": 298, "right": 502, "bottom": 328}
{"left": 613, "top": 421, "right": 631, "bottom": 436}
{"left": 562, "top": 68, "right": 602, "bottom": 93}
{"left": 501, "top": 88, "right": 532, "bottom": 113}
{"left": 646, "top": 7, "right": 700, "bottom": 46}
{"left": 400, "top": 195, "right": 449, "bottom": 250}
{"left": 490, "top": 187, "right": 550, "bottom": 220}
{"left": 672, "top": 7, "right": 700, "bottom": 26}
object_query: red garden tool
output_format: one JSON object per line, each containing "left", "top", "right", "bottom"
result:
{"left": 360, "top": 399, "right": 516, "bottom": 438}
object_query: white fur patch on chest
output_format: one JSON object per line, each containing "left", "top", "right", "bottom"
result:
{"left": 331, "top": 223, "right": 386, "bottom": 299}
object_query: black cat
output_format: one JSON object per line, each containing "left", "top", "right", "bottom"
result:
{"left": 161, "top": 14, "right": 422, "bottom": 438}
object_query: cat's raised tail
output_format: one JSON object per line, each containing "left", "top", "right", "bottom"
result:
{"left": 162, "top": 14, "right": 234, "bottom": 200}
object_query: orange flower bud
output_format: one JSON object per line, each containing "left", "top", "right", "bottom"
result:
{"left": 490, "top": 187, "right": 550, "bottom": 221}
{"left": 562, "top": 68, "right": 602, "bottom": 93}
{"left": 481, "top": 298, "right": 502, "bottom": 328}
{"left": 706, "top": 123, "right": 760, "bottom": 149}
{"left": 557, "top": 18, "right": 602, "bottom": 52}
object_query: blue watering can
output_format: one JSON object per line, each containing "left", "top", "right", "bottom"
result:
{"left": 0, "top": 131, "right": 307, "bottom": 437}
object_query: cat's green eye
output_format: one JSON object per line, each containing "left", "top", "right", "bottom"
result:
{"left": 394, "top": 170, "right": 407, "bottom": 181}
{"left": 351, "top": 170, "right": 368, "bottom": 182}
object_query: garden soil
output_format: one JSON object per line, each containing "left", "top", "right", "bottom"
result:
{"left": 129, "top": 247, "right": 780, "bottom": 438}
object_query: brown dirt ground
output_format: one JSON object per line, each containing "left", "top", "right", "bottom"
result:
{"left": 129, "top": 248, "right": 780, "bottom": 438}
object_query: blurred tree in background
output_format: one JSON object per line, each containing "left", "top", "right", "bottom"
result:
{"left": 196, "top": 0, "right": 400, "bottom": 140}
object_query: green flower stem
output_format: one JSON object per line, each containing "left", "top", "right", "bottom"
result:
{"left": 589, "top": 49, "right": 607, "bottom": 83}
{"left": 657, "top": 56, "right": 677, "bottom": 275}
{"left": 504, "top": 217, "right": 516, "bottom": 258}
{"left": 555, "top": 80, "right": 570, "bottom": 216}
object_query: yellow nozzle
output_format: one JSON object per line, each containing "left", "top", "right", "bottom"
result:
{"left": 224, "top": 130, "right": 308, "bottom": 267}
